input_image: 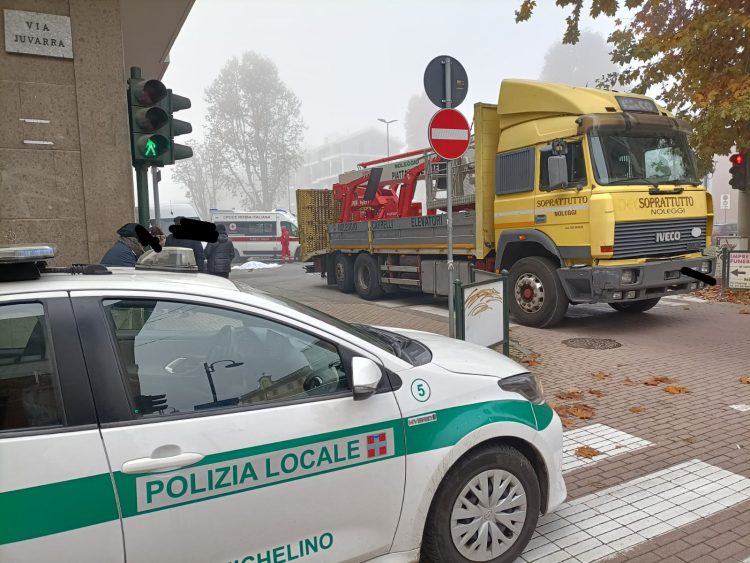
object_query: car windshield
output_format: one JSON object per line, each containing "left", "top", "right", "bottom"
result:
{"left": 260, "top": 294, "right": 431, "bottom": 366}
{"left": 589, "top": 129, "right": 700, "bottom": 186}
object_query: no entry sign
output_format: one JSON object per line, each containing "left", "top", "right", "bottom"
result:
{"left": 428, "top": 108, "right": 470, "bottom": 160}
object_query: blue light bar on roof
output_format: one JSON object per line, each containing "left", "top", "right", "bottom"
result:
{"left": 0, "top": 245, "right": 57, "bottom": 263}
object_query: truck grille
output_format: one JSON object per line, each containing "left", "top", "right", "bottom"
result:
{"left": 614, "top": 218, "right": 707, "bottom": 259}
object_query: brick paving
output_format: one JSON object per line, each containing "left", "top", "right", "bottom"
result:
{"left": 234, "top": 268, "right": 750, "bottom": 562}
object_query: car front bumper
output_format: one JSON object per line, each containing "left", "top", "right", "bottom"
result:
{"left": 532, "top": 407, "right": 567, "bottom": 513}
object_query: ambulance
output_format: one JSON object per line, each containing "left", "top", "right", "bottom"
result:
{"left": 210, "top": 209, "right": 301, "bottom": 262}
{"left": 0, "top": 244, "right": 565, "bottom": 563}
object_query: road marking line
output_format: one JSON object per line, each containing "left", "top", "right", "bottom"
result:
{"left": 730, "top": 404, "right": 750, "bottom": 412}
{"left": 562, "top": 424, "right": 652, "bottom": 473}
{"left": 662, "top": 295, "right": 707, "bottom": 303}
{"left": 656, "top": 300, "right": 685, "bottom": 307}
{"left": 520, "top": 459, "right": 750, "bottom": 563}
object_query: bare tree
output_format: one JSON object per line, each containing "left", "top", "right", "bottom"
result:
{"left": 404, "top": 93, "right": 436, "bottom": 151}
{"left": 539, "top": 31, "right": 617, "bottom": 88}
{"left": 172, "top": 138, "right": 227, "bottom": 219}
{"left": 205, "top": 52, "right": 304, "bottom": 210}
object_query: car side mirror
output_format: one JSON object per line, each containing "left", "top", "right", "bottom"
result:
{"left": 546, "top": 155, "right": 568, "bottom": 190}
{"left": 351, "top": 357, "right": 382, "bottom": 401}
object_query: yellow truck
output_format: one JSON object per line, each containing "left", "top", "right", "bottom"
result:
{"left": 297, "top": 80, "right": 715, "bottom": 327}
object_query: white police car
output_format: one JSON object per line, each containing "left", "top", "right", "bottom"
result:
{"left": 0, "top": 244, "right": 565, "bottom": 563}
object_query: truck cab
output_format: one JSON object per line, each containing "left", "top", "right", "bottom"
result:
{"left": 481, "top": 80, "right": 714, "bottom": 326}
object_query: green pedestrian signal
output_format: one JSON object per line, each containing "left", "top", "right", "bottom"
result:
{"left": 144, "top": 139, "right": 158, "bottom": 157}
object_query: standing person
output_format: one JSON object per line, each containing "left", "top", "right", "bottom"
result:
{"left": 205, "top": 224, "right": 234, "bottom": 279}
{"left": 280, "top": 225, "right": 291, "bottom": 264}
{"left": 165, "top": 216, "right": 207, "bottom": 272}
{"left": 100, "top": 223, "right": 146, "bottom": 267}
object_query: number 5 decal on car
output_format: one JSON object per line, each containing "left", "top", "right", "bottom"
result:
{"left": 410, "top": 379, "right": 431, "bottom": 402}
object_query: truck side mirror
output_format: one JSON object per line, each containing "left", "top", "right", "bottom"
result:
{"left": 546, "top": 155, "right": 568, "bottom": 190}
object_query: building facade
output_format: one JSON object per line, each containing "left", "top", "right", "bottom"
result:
{"left": 1, "top": 0, "right": 193, "bottom": 264}
{"left": 295, "top": 128, "right": 403, "bottom": 190}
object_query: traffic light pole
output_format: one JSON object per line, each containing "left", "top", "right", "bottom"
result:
{"left": 135, "top": 163, "right": 149, "bottom": 227}
{"left": 152, "top": 166, "right": 161, "bottom": 225}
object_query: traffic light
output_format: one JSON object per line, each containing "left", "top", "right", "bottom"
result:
{"left": 729, "top": 153, "right": 748, "bottom": 191}
{"left": 127, "top": 75, "right": 170, "bottom": 166}
{"left": 127, "top": 68, "right": 193, "bottom": 167}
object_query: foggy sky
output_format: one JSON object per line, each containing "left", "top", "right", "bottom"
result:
{"left": 155, "top": 0, "right": 616, "bottom": 206}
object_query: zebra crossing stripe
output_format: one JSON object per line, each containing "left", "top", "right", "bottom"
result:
{"left": 562, "top": 424, "right": 652, "bottom": 473}
{"left": 520, "top": 459, "right": 750, "bottom": 562}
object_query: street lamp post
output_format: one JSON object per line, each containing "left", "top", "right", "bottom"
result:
{"left": 378, "top": 118, "right": 397, "bottom": 156}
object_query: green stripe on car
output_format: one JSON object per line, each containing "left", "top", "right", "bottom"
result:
{"left": 0, "top": 399, "right": 543, "bottom": 545}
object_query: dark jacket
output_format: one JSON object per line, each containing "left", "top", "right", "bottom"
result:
{"left": 205, "top": 229, "right": 234, "bottom": 275}
{"left": 100, "top": 224, "right": 144, "bottom": 267}
{"left": 165, "top": 233, "right": 207, "bottom": 272}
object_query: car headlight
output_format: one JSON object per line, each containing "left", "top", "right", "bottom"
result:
{"left": 498, "top": 372, "right": 545, "bottom": 405}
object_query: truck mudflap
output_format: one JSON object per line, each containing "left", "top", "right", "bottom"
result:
{"left": 557, "top": 257, "right": 715, "bottom": 304}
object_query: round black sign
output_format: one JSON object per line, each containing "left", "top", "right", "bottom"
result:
{"left": 423, "top": 55, "right": 469, "bottom": 109}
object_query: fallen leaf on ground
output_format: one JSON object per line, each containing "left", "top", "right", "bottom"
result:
{"left": 623, "top": 377, "right": 637, "bottom": 386}
{"left": 556, "top": 389, "right": 584, "bottom": 401}
{"left": 644, "top": 376, "right": 673, "bottom": 386}
{"left": 592, "top": 371, "right": 610, "bottom": 380}
{"left": 629, "top": 406, "right": 644, "bottom": 413}
{"left": 589, "top": 389, "right": 606, "bottom": 398}
{"left": 560, "top": 418, "right": 577, "bottom": 429}
{"left": 553, "top": 404, "right": 573, "bottom": 418}
{"left": 569, "top": 404, "right": 595, "bottom": 419}
{"left": 740, "top": 377, "right": 750, "bottom": 384}
{"left": 696, "top": 286, "right": 750, "bottom": 306}
{"left": 575, "top": 446, "right": 602, "bottom": 459}
{"left": 521, "top": 353, "right": 542, "bottom": 367}
{"left": 664, "top": 385, "right": 689, "bottom": 394}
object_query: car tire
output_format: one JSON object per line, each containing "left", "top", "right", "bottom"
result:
{"left": 508, "top": 256, "right": 569, "bottom": 328}
{"left": 334, "top": 253, "right": 355, "bottom": 293}
{"left": 421, "top": 444, "right": 541, "bottom": 563}
{"left": 354, "top": 253, "right": 385, "bottom": 300}
{"left": 609, "top": 297, "right": 660, "bottom": 313}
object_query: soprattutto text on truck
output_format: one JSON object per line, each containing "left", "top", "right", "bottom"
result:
{"left": 296, "top": 80, "right": 715, "bottom": 328}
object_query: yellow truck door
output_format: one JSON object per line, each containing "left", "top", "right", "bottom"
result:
{"left": 534, "top": 138, "right": 592, "bottom": 265}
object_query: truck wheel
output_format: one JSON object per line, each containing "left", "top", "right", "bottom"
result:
{"left": 354, "top": 253, "right": 384, "bottom": 300}
{"left": 509, "top": 257, "right": 569, "bottom": 328}
{"left": 334, "top": 253, "right": 355, "bottom": 293}
{"left": 421, "top": 444, "right": 540, "bottom": 563}
{"left": 609, "top": 298, "right": 660, "bottom": 313}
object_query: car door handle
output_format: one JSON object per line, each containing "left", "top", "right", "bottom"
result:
{"left": 122, "top": 452, "right": 205, "bottom": 474}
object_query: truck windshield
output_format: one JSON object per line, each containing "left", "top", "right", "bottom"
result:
{"left": 589, "top": 129, "right": 699, "bottom": 186}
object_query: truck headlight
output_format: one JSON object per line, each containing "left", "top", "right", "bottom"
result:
{"left": 699, "top": 261, "right": 712, "bottom": 273}
{"left": 498, "top": 372, "right": 544, "bottom": 405}
{"left": 621, "top": 269, "right": 637, "bottom": 284}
